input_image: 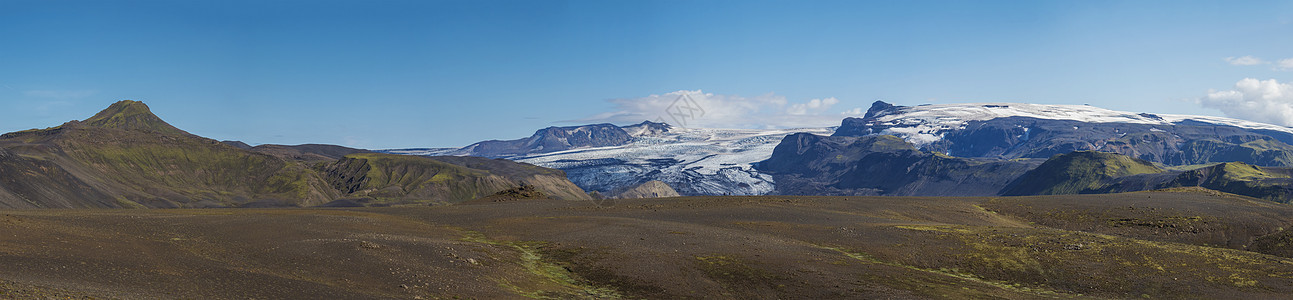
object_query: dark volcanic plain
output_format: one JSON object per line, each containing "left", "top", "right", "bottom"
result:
{"left": 5, "top": 190, "right": 1293, "bottom": 299}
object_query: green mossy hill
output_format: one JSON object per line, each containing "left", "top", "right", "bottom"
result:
{"left": 0, "top": 102, "right": 338, "bottom": 208}
{"left": 59, "top": 135, "right": 337, "bottom": 207}
{"left": 320, "top": 153, "right": 590, "bottom": 204}
{"left": 1163, "top": 162, "right": 1293, "bottom": 202}
{"left": 1002, "top": 151, "right": 1164, "bottom": 196}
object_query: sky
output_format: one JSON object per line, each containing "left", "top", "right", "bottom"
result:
{"left": 2, "top": 0, "right": 1292, "bottom": 149}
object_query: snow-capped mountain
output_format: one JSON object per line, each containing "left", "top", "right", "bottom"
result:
{"left": 837, "top": 101, "right": 1293, "bottom": 166}
{"left": 387, "top": 101, "right": 1293, "bottom": 197}
{"left": 840, "top": 101, "right": 1293, "bottom": 146}
{"left": 382, "top": 122, "right": 833, "bottom": 196}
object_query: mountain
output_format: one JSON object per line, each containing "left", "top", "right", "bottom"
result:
{"left": 837, "top": 101, "right": 1293, "bottom": 166}
{"left": 760, "top": 132, "right": 1293, "bottom": 201}
{"left": 1158, "top": 162, "right": 1293, "bottom": 202}
{"left": 992, "top": 151, "right": 1293, "bottom": 202}
{"left": 1000, "top": 151, "right": 1164, "bottom": 196}
{"left": 81, "top": 100, "right": 191, "bottom": 135}
{"left": 758, "top": 133, "right": 1042, "bottom": 196}
{"left": 319, "top": 153, "right": 589, "bottom": 204}
{"left": 613, "top": 180, "right": 680, "bottom": 199}
{"left": 0, "top": 100, "right": 588, "bottom": 208}
{"left": 385, "top": 101, "right": 1293, "bottom": 198}
{"left": 392, "top": 121, "right": 673, "bottom": 159}
{"left": 430, "top": 123, "right": 640, "bottom": 158}
{"left": 383, "top": 122, "right": 834, "bottom": 196}
{"left": 248, "top": 143, "right": 371, "bottom": 162}
{"left": 221, "top": 140, "right": 253, "bottom": 149}
{"left": 0, "top": 100, "right": 337, "bottom": 208}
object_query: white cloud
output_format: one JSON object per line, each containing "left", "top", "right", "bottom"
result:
{"left": 1225, "top": 56, "right": 1268, "bottom": 66}
{"left": 573, "top": 90, "right": 851, "bottom": 128}
{"left": 23, "top": 90, "right": 97, "bottom": 99}
{"left": 841, "top": 107, "right": 864, "bottom": 116}
{"left": 1279, "top": 58, "right": 1293, "bottom": 70}
{"left": 786, "top": 97, "right": 839, "bottom": 115}
{"left": 1199, "top": 78, "right": 1293, "bottom": 126}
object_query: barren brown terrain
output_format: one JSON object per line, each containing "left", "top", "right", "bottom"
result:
{"left": 5, "top": 190, "right": 1293, "bottom": 299}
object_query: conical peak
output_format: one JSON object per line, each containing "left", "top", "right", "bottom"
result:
{"left": 82, "top": 100, "right": 188, "bottom": 135}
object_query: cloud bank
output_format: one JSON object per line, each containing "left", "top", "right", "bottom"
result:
{"left": 1199, "top": 78, "right": 1293, "bottom": 126}
{"left": 1222, "top": 55, "right": 1293, "bottom": 71}
{"left": 575, "top": 90, "right": 862, "bottom": 129}
{"left": 1225, "top": 56, "right": 1267, "bottom": 66}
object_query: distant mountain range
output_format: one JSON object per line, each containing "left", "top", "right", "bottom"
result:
{"left": 7, "top": 99, "right": 1293, "bottom": 208}
{"left": 390, "top": 100, "right": 1293, "bottom": 201}
{"left": 0, "top": 101, "right": 588, "bottom": 208}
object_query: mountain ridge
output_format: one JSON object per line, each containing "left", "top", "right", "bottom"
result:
{"left": 0, "top": 100, "right": 590, "bottom": 208}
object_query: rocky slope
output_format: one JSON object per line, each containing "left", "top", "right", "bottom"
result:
{"left": 0, "top": 100, "right": 587, "bottom": 208}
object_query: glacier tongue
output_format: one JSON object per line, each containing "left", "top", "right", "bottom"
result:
{"left": 513, "top": 127, "right": 835, "bottom": 196}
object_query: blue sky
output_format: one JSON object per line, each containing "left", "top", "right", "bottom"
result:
{"left": 3, "top": 0, "right": 1292, "bottom": 149}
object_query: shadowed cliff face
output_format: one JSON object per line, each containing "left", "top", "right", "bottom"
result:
{"left": 0, "top": 100, "right": 589, "bottom": 208}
